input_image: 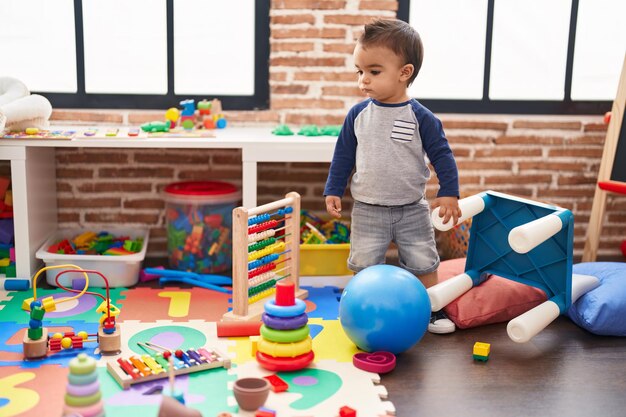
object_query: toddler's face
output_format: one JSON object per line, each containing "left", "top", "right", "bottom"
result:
{"left": 353, "top": 43, "right": 410, "bottom": 103}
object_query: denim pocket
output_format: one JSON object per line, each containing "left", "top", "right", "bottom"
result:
{"left": 390, "top": 119, "right": 416, "bottom": 142}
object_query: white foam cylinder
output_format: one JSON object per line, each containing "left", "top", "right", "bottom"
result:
{"left": 427, "top": 273, "right": 474, "bottom": 311}
{"left": 506, "top": 273, "right": 600, "bottom": 343}
{"left": 431, "top": 194, "right": 486, "bottom": 231}
{"left": 507, "top": 300, "right": 560, "bottom": 343}
{"left": 508, "top": 214, "right": 563, "bottom": 254}
{"left": 570, "top": 273, "right": 600, "bottom": 302}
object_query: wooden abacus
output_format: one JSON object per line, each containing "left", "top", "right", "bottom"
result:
{"left": 222, "top": 192, "right": 307, "bottom": 322}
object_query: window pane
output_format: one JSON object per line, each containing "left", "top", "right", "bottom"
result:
{"left": 82, "top": 0, "right": 167, "bottom": 94}
{"left": 490, "top": 0, "right": 571, "bottom": 100}
{"left": 571, "top": 0, "right": 626, "bottom": 100}
{"left": 174, "top": 0, "right": 255, "bottom": 96}
{"left": 409, "top": 0, "right": 488, "bottom": 100}
{"left": 0, "top": 0, "right": 76, "bottom": 92}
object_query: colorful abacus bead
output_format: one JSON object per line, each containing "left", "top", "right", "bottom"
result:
{"left": 64, "top": 353, "right": 105, "bottom": 417}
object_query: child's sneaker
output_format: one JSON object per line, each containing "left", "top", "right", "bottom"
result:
{"left": 428, "top": 310, "right": 456, "bottom": 334}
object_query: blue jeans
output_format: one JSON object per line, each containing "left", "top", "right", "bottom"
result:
{"left": 348, "top": 199, "right": 440, "bottom": 277}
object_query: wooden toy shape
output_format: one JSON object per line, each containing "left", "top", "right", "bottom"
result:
{"left": 98, "top": 324, "right": 121, "bottom": 355}
{"left": 23, "top": 327, "right": 48, "bottom": 359}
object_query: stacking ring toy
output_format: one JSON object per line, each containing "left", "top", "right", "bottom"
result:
{"left": 262, "top": 312, "right": 308, "bottom": 330}
{"left": 256, "top": 351, "right": 315, "bottom": 372}
{"left": 257, "top": 336, "right": 312, "bottom": 358}
{"left": 264, "top": 298, "right": 306, "bottom": 317}
{"left": 261, "top": 324, "right": 309, "bottom": 343}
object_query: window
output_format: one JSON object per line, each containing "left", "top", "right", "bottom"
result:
{"left": 0, "top": 0, "right": 269, "bottom": 110}
{"left": 399, "top": 0, "right": 626, "bottom": 114}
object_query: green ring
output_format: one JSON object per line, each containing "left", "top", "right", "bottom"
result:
{"left": 260, "top": 324, "right": 309, "bottom": 343}
{"left": 64, "top": 391, "right": 102, "bottom": 407}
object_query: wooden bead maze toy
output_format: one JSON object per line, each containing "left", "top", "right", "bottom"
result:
{"left": 106, "top": 341, "right": 231, "bottom": 390}
{"left": 22, "top": 264, "right": 122, "bottom": 359}
{"left": 222, "top": 192, "right": 307, "bottom": 322}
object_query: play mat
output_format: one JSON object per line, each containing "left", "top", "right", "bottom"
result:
{"left": 0, "top": 283, "right": 395, "bottom": 417}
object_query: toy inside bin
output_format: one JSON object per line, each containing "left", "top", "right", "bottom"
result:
{"left": 35, "top": 228, "right": 149, "bottom": 288}
{"left": 299, "top": 212, "right": 351, "bottom": 276}
{"left": 164, "top": 181, "right": 240, "bottom": 274}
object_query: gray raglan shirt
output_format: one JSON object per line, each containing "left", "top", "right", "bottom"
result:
{"left": 324, "top": 98, "right": 459, "bottom": 206}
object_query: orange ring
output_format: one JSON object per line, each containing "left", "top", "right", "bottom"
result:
{"left": 256, "top": 351, "right": 314, "bottom": 372}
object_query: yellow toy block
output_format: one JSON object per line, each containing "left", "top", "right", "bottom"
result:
{"left": 250, "top": 335, "right": 259, "bottom": 356}
{"left": 73, "top": 231, "right": 97, "bottom": 249}
{"left": 41, "top": 296, "right": 57, "bottom": 312}
{"left": 22, "top": 297, "right": 35, "bottom": 311}
{"left": 96, "top": 300, "right": 121, "bottom": 324}
{"left": 473, "top": 342, "right": 491, "bottom": 359}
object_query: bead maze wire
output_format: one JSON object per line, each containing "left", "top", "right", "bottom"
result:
{"left": 222, "top": 192, "right": 308, "bottom": 321}
{"left": 23, "top": 264, "right": 122, "bottom": 358}
{"left": 55, "top": 269, "right": 117, "bottom": 326}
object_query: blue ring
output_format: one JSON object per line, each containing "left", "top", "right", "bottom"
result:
{"left": 262, "top": 312, "right": 308, "bottom": 330}
{"left": 264, "top": 298, "right": 306, "bottom": 317}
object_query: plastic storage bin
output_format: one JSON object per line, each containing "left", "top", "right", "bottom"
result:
{"left": 164, "top": 181, "right": 240, "bottom": 274}
{"left": 299, "top": 243, "right": 351, "bottom": 276}
{"left": 35, "top": 228, "right": 149, "bottom": 287}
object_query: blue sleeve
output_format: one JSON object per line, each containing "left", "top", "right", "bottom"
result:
{"left": 324, "top": 106, "right": 359, "bottom": 197}
{"left": 418, "top": 110, "right": 459, "bottom": 198}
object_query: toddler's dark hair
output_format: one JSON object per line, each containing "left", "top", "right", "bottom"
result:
{"left": 358, "top": 19, "right": 424, "bottom": 86}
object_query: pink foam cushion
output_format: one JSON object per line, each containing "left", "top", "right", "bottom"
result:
{"left": 438, "top": 258, "right": 548, "bottom": 329}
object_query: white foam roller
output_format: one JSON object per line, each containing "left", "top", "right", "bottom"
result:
{"left": 508, "top": 214, "right": 563, "bottom": 254}
{"left": 431, "top": 194, "right": 485, "bottom": 231}
{"left": 507, "top": 300, "right": 560, "bottom": 343}
{"left": 570, "top": 273, "right": 600, "bottom": 301}
{"left": 506, "top": 273, "right": 600, "bottom": 343}
{"left": 427, "top": 273, "right": 474, "bottom": 311}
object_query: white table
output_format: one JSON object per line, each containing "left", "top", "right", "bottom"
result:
{"left": 0, "top": 127, "right": 338, "bottom": 278}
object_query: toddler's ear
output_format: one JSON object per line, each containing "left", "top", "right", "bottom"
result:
{"left": 400, "top": 64, "right": 414, "bottom": 82}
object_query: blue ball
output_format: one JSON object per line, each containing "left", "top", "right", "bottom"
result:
{"left": 339, "top": 265, "right": 431, "bottom": 354}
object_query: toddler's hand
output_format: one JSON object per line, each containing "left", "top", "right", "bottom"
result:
{"left": 431, "top": 196, "right": 462, "bottom": 227}
{"left": 325, "top": 196, "right": 342, "bottom": 219}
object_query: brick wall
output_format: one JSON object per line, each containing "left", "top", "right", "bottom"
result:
{"left": 40, "top": 0, "right": 625, "bottom": 261}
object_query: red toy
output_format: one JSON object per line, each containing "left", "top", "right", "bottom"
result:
{"left": 216, "top": 321, "right": 262, "bottom": 337}
{"left": 263, "top": 374, "right": 289, "bottom": 392}
{"left": 255, "top": 351, "right": 314, "bottom": 372}
{"left": 339, "top": 405, "right": 357, "bottom": 417}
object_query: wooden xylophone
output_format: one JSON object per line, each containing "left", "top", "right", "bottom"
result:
{"left": 106, "top": 346, "right": 231, "bottom": 389}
